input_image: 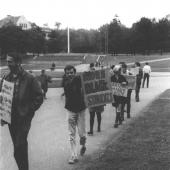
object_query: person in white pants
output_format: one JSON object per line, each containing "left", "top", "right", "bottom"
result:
{"left": 62, "top": 65, "right": 87, "bottom": 164}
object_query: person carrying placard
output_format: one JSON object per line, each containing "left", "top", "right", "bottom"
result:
{"left": 0, "top": 52, "right": 43, "bottom": 170}
{"left": 87, "top": 63, "right": 105, "bottom": 135}
{"left": 111, "top": 65, "right": 128, "bottom": 128}
{"left": 62, "top": 65, "right": 87, "bottom": 164}
{"left": 121, "top": 62, "right": 132, "bottom": 119}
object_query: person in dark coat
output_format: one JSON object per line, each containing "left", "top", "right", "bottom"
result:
{"left": 0, "top": 53, "right": 43, "bottom": 170}
{"left": 111, "top": 65, "right": 128, "bottom": 128}
{"left": 62, "top": 65, "right": 87, "bottom": 164}
{"left": 38, "top": 69, "right": 52, "bottom": 99}
{"left": 135, "top": 62, "right": 143, "bottom": 102}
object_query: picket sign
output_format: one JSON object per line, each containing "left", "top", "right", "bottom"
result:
{"left": 123, "top": 75, "right": 136, "bottom": 90}
{"left": 111, "top": 82, "right": 128, "bottom": 97}
{"left": 80, "top": 68, "right": 114, "bottom": 108}
{"left": 0, "top": 80, "right": 14, "bottom": 123}
{"left": 129, "top": 67, "right": 139, "bottom": 76}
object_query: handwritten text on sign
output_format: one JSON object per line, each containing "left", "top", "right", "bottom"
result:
{"left": 123, "top": 75, "right": 136, "bottom": 90}
{"left": 0, "top": 80, "right": 14, "bottom": 123}
{"left": 81, "top": 69, "right": 114, "bottom": 107}
{"left": 112, "top": 82, "right": 128, "bottom": 97}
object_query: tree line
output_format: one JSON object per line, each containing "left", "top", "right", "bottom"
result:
{"left": 0, "top": 17, "right": 170, "bottom": 56}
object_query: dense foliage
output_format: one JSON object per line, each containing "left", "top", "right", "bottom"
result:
{"left": 0, "top": 17, "right": 170, "bottom": 56}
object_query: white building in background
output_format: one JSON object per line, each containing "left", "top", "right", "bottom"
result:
{"left": 0, "top": 15, "right": 52, "bottom": 39}
{"left": 0, "top": 15, "right": 32, "bottom": 30}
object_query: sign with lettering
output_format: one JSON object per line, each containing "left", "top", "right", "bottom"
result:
{"left": 81, "top": 69, "right": 114, "bottom": 107}
{"left": 123, "top": 75, "right": 136, "bottom": 89}
{"left": 112, "top": 82, "right": 128, "bottom": 97}
{"left": 0, "top": 80, "right": 14, "bottom": 123}
{"left": 129, "top": 67, "right": 139, "bottom": 76}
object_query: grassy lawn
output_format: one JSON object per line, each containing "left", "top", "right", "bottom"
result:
{"left": 1, "top": 53, "right": 170, "bottom": 80}
{"left": 72, "top": 89, "right": 170, "bottom": 170}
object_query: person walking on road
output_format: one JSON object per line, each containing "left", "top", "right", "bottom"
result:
{"left": 121, "top": 63, "right": 132, "bottom": 119}
{"left": 0, "top": 53, "right": 43, "bottom": 170}
{"left": 142, "top": 62, "right": 151, "bottom": 88}
{"left": 62, "top": 65, "right": 87, "bottom": 164}
{"left": 111, "top": 65, "right": 128, "bottom": 128}
{"left": 37, "top": 69, "right": 52, "bottom": 99}
{"left": 135, "top": 62, "right": 143, "bottom": 102}
{"left": 87, "top": 63, "right": 105, "bottom": 135}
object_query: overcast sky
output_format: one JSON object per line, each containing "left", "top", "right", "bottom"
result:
{"left": 1, "top": 0, "right": 170, "bottom": 29}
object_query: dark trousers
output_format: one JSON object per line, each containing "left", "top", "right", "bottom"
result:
{"left": 9, "top": 124, "right": 29, "bottom": 170}
{"left": 115, "top": 103, "right": 124, "bottom": 125}
{"left": 142, "top": 73, "right": 150, "bottom": 88}
{"left": 126, "top": 89, "right": 132, "bottom": 118}
{"left": 89, "top": 111, "right": 101, "bottom": 132}
{"left": 135, "top": 84, "right": 141, "bottom": 102}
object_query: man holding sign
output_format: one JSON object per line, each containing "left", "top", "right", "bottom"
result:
{"left": 62, "top": 65, "right": 87, "bottom": 164}
{"left": 0, "top": 53, "right": 43, "bottom": 170}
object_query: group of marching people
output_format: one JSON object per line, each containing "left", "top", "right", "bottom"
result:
{"left": 0, "top": 52, "right": 151, "bottom": 169}
{"left": 61, "top": 61, "right": 150, "bottom": 164}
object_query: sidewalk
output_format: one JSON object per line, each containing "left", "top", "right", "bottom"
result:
{"left": 0, "top": 72, "right": 170, "bottom": 170}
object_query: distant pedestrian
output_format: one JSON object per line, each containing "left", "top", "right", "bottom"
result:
{"left": 37, "top": 69, "right": 52, "bottom": 99}
{"left": 142, "top": 62, "right": 151, "bottom": 88}
{"left": 0, "top": 52, "right": 43, "bottom": 170}
{"left": 135, "top": 62, "right": 143, "bottom": 102}
{"left": 111, "top": 65, "right": 128, "bottom": 128}
{"left": 121, "top": 63, "right": 132, "bottom": 119}
{"left": 62, "top": 65, "right": 87, "bottom": 164}
{"left": 51, "top": 62, "right": 56, "bottom": 71}
{"left": 87, "top": 63, "right": 105, "bottom": 135}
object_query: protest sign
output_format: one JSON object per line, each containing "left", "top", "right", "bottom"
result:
{"left": 0, "top": 80, "right": 14, "bottom": 123}
{"left": 123, "top": 75, "right": 136, "bottom": 89}
{"left": 129, "top": 67, "right": 139, "bottom": 76}
{"left": 112, "top": 82, "right": 128, "bottom": 97}
{"left": 81, "top": 69, "right": 114, "bottom": 107}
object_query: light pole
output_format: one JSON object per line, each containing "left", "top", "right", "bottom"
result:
{"left": 105, "top": 25, "right": 108, "bottom": 54}
{"left": 67, "top": 26, "right": 70, "bottom": 54}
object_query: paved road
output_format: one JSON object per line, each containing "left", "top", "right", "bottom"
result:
{"left": 0, "top": 72, "right": 170, "bottom": 170}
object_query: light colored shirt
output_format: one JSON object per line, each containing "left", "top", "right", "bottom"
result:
{"left": 143, "top": 65, "right": 151, "bottom": 74}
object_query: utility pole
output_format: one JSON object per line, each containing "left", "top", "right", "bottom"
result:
{"left": 105, "top": 25, "right": 108, "bottom": 54}
{"left": 67, "top": 27, "right": 70, "bottom": 54}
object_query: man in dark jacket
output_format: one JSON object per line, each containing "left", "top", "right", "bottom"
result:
{"left": 62, "top": 65, "right": 86, "bottom": 164}
{"left": 0, "top": 53, "right": 43, "bottom": 170}
{"left": 135, "top": 62, "right": 143, "bottom": 102}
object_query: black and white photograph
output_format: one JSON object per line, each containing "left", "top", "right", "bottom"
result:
{"left": 0, "top": 0, "right": 170, "bottom": 169}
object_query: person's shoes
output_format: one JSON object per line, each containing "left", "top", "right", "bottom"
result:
{"left": 68, "top": 156, "right": 78, "bottom": 164}
{"left": 97, "top": 127, "right": 101, "bottom": 132}
{"left": 73, "top": 156, "right": 78, "bottom": 163}
{"left": 119, "top": 120, "right": 122, "bottom": 125}
{"left": 88, "top": 131, "right": 93, "bottom": 135}
{"left": 80, "top": 146, "right": 86, "bottom": 156}
{"left": 114, "top": 123, "right": 118, "bottom": 128}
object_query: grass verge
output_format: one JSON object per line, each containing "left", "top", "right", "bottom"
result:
{"left": 72, "top": 89, "right": 170, "bottom": 170}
